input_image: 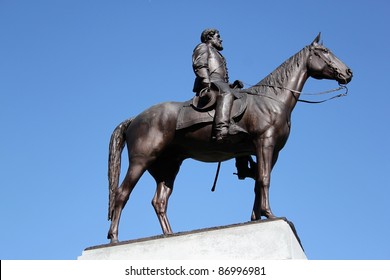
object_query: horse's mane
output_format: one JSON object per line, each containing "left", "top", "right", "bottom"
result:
{"left": 245, "top": 46, "right": 310, "bottom": 95}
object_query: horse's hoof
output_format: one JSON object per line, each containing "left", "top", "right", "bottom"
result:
{"left": 110, "top": 238, "right": 119, "bottom": 244}
{"left": 251, "top": 212, "right": 262, "bottom": 221}
{"left": 107, "top": 231, "right": 119, "bottom": 244}
{"left": 262, "top": 210, "right": 276, "bottom": 219}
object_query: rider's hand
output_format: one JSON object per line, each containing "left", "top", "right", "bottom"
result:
{"left": 202, "top": 79, "right": 211, "bottom": 89}
{"left": 232, "top": 80, "right": 244, "bottom": 89}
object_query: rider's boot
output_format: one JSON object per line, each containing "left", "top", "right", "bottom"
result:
{"left": 212, "top": 92, "right": 234, "bottom": 142}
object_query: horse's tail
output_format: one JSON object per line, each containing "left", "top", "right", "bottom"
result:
{"left": 108, "top": 117, "right": 133, "bottom": 221}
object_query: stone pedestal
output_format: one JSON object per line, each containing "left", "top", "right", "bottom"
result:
{"left": 79, "top": 218, "right": 306, "bottom": 260}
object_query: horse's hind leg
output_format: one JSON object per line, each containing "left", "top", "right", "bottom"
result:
{"left": 149, "top": 157, "right": 182, "bottom": 235}
{"left": 152, "top": 181, "right": 174, "bottom": 235}
{"left": 108, "top": 162, "right": 145, "bottom": 243}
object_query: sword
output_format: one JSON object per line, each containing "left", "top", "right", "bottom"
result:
{"left": 211, "top": 161, "right": 221, "bottom": 192}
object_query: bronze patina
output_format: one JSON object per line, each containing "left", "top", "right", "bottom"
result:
{"left": 106, "top": 33, "right": 352, "bottom": 243}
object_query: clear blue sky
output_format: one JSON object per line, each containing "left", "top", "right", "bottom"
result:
{"left": 1, "top": 0, "right": 389, "bottom": 260}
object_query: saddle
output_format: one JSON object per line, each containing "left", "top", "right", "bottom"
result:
{"left": 176, "top": 89, "right": 248, "bottom": 131}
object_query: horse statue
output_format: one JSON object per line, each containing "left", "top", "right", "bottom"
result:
{"left": 107, "top": 33, "right": 353, "bottom": 243}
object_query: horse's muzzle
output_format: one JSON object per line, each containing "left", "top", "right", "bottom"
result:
{"left": 338, "top": 68, "right": 353, "bottom": 84}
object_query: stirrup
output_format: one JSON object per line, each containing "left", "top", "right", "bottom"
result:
{"left": 234, "top": 168, "right": 255, "bottom": 180}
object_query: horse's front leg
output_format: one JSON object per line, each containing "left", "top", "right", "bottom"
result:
{"left": 251, "top": 137, "right": 277, "bottom": 220}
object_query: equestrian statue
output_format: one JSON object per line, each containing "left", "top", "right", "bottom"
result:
{"left": 106, "top": 32, "right": 353, "bottom": 243}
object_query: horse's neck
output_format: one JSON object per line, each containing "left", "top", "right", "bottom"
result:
{"left": 253, "top": 47, "right": 310, "bottom": 110}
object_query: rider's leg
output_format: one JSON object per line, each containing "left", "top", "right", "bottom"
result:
{"left": 212, "top": 82, "right": 234, "bottom": 142}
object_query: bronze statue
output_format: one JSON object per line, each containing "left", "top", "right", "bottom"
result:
{"left": 192, "top": 28, "right": 243, "bottom": 142}
{"left": 107, "top": 33, "right": 352, "bottom": 243}
{"left": 192, "top": 28, "right": 254, "bottom": 179}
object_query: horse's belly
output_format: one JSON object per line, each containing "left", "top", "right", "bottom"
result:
{"left": 175, "top": 138, "right": 254, "bottom": 163}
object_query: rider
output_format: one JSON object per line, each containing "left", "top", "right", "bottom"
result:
{"left": 192, "top": 28, "right": 255, "bottom": 180}
{"left": 192, "top": 28, "right": 243, "bottom": 142}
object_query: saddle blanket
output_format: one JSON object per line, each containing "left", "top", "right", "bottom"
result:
{"left": 176, "top": 91, "right": 247, "bottom": 130}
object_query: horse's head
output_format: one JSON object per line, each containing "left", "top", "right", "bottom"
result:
{"left": 307, "top": 33, "right": 353, "bottom": 85}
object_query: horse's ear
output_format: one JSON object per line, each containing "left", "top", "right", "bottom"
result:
{"left": 311, "top": 32, "right": 321, "bottom": 45}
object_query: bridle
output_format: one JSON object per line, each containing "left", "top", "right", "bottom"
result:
{"left": 246, "top": 45, "right": 349, "bottom": 104}
{"left": 309, "top": 45, "right": 342, "bottom": 79}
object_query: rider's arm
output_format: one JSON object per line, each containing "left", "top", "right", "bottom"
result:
{"left": 192, "top": 43, "right": 211, "bottom": 87}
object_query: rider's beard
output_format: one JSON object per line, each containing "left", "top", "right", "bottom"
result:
{"left": 215, "top": 43, "right": 223, "bottom": 51}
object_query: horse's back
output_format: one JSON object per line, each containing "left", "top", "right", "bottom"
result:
{"left": 131, "top": 101, "right": 182, "bottom": 125}
{"left": 125, "top": 101, "right": 182, "bottom": 153}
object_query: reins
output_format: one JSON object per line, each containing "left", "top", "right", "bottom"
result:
{"left": 247, "top": 83, "right": 349, "bottom": 104}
